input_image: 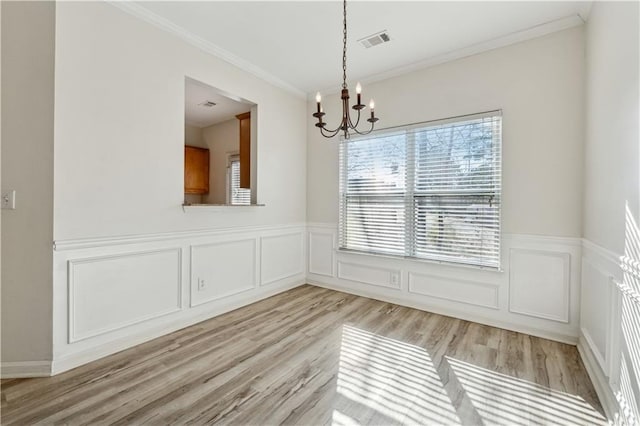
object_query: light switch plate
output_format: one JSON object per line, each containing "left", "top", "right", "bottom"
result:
{"left": 1, "top": 190, "right": 16, "bottom": 210}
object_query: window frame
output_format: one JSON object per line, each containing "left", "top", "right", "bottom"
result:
{"left": 227, "top": 153, "right": 251, "bottom": 206}
{"left": 338, "top": 110, "right": 502, "bottom": 270}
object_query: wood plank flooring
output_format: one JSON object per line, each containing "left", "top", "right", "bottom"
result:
{"left": 1, "top": 285, "right": 606, "bottom": 425}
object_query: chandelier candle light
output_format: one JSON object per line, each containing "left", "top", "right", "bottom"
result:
{"left": 312, "top": 0, "right": 379, "bottom": 139}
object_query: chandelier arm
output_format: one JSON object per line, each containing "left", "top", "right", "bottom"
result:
{"left": 347, "top": 107, "right": 361, "bottom": 130}
{"left": 319, "top": 116, "right": 346, "bottom": 134}
{"left": 311, "top": 0, "right": 378, "bottom": 139}
{"left": 320, "top": 126, "right": 343, "bottom": 138}
{"left": 349, "top": 121, "right": 375, "bottom": 136}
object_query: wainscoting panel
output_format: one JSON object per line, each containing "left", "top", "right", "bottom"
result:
{"left": 408, "top": 272, "right": 499, "bottom": 309}
{"left": 578, "top": 239, "right": 629, "bottom": 423}
{"left": 260, "top": 232, "right": 304, "bottom": 286}
{"left": 307, "top": 223, "right": 582, "bottom": 345}
{"left": 308, "top": 231, "right": 334, "bottom": 277}
{"left": 509, "top": 249, "right": 571, "bottom": 323}
{"left": 580, "top": 259, "right": 611, "bottom": 369}
{"left": 337, "top": 261, "right": 401, "bottom": 289}
{"left": 68, "top": 249, "right": 182, "bottom": 343}
{"left": 46, "top": 223, "right": 306, "bottom": 377}
{"left": 190, "top": 238, "right": 257, "bottom": 307}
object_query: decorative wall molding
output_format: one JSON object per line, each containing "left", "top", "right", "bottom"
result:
{"left": 508, "top": 249, "right": 571, "bottom": 323}
{"left": 309, "top": 278, "right": 577, "bottom": 345}
{"left": 260, "top": 232, "right": 305, "bottom": 286}
{"left": 578, "top": 237, "right": 631, "bottom": 424}
{"left": 0, "top": 361, "right": 52, "bottom": 379}
{"left": 308, "top": 231, "right": 335, "bottom": 277}
{"left": 577, "top": 335, "right": 619, "bottom": 422}
{"left": 53, "top": 222, "right": 306, "bottom": 251}
{"left": 313, "top": 14, "right": 585, "bottom": 98}
{"left": 52, "top": 223, "right": 306, "bottom": 375}
{"left": 67, "top": 248, "right": 183, "bottom": 343}
{"left": 337, "top": 261, "right": 401, "bottom": 289}
{"left": 190, "top": 238, "right": 258, "bottom": 307}
{"left": 582, "top": 238, "right": 622, "bottom": 269}
{"left": 581, "top": 326, "right": 608, "bottom": 374}
{"left": 52, "top": 277, "right": 303, "bottom": 376}
{"left": 107, "top": 1, "right": 306, "bottom": 99}
{"left": 307, "top": 223, "right": 581, "bottom": 344}
{"left": 408, "top": 272, "right": 499, "bottom": 309}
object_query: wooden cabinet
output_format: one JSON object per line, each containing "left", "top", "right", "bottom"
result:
{"left": 236, "top": 112, "right": 251, "bottom": 189}
{"left": 184, "top": 146, "right": 209, "bottom": 194}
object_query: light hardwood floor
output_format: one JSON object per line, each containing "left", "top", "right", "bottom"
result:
{"left": 1, "top": 285, "right": 605, "bottom": 425}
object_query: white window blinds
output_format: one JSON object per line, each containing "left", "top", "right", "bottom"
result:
{"left": 229, "top": 157, "right": 251, "bottom": 205}
{"left": 339, "top": 111, "right": 502, "bottom": 269}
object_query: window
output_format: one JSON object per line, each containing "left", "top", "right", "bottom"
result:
{"left": 339, "top": 111, "right": 502, "bottom": 268}
{"left": 228, "top": 155, "right": 251, "bottom": 205}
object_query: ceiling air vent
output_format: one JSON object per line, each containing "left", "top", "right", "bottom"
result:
{"left": 198, "top": 101, "right": 217, "bottom": 107}
{"left": 358, "top": 31, "right": 391, "bottom": 49}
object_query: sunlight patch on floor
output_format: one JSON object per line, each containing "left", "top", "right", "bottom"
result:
{"left": 446, "top": 356, "right": 607, "bottom": 425}
{"left": 333, "top": 325, "right": 461, "bottom": 425}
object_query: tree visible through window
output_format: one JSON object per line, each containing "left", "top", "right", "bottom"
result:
{"left": 339, "top": 112, "right": 502, "bottom": 268}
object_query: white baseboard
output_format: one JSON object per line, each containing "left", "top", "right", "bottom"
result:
{"left": 52, "top": 277, "right": 305, "bottom": 375}
{"left": 577, "top": 334, "right": 619, "bottom": 422}
{"left": 1, "top": 361, "right": 52, "bottom": 378}
{"left": 308, "top": 279, "right": 577, "bottom": 345}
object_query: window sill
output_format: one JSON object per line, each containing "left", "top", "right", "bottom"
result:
{"left": 182, "top": 204, "right": 265, "bottom": 213}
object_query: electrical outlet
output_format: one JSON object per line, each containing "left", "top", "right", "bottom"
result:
{"left": 1, "top": 190, "right": 16, "bottom": 210}
{"left": 198, "top": 278, "right": 206, "bottom": 291}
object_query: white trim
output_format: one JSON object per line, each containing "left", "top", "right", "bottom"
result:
{"left": 582, "top": 238, "right": 622, "bottom": 266}
{"left": 577, "top": 334, "right": 619, "bottom": 422}
{"left": 53, "top": 222, "right": 303, "bottom": 251}
{"left": 67, "top": 248, "right": 183, "bottom": 343}
{"left": 189, "top": 238, "right": 258, "bottom": 307}
{"left": 182, "top": 204, "right": 266, "bottom": 213}
{"left": 311, "top": 15, "right": 585, "bottom": 99}
{"left": 107, "top": 1, "right": 306, "bottom": 99}
{"left": 307, "top": 222, "right": 338, "bottom": 231}
{"left": 259, "top": 232, "right": 305, "bottom": 286}
{"left": 505, "top": 233, "right": 583, "bottom": 247}
{"left": 52, "top": 277, "right": 304, "bottom": 375}
{"left": 308, "top": 279, "right": 577, "bottom": 345}
{"left": 408, "top": 272, "right": 500, "bottom": 310}
{"left": 308, "top": 231, "right": 335, "bottom": 277}
{"left": 337, "top": 261, "right": 401, "bottom": 290}
{"left": 581, "top": 326, "right": 608, "bottom": 374}
{"left": 508, "top": 249, "right": 571, "bottom": 323}
{"left": 0, "top": 361, "right": 52, "bottom": 378}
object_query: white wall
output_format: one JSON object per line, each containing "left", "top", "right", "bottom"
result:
{"left": 583, "top": 2, "right": 639, "bottom": 255}
{"left": 0, "top": 1, "right": 55, "bottom": 370}
{"left": 202, "top": 118, "right": 239, "bottom": 204}
{"left": 578, "top": 2, "right": 639, "bottom": 422}
{"left": 44, "top": 2, "right": 307, "bottom": 374}
{"left": 308, "top": 27, "right": 585, "bottom": 238}
{"left": 53, "top": 2, "right": 307, "bottom": 241}
{"left": 307, "top": 27, "right": 586, "bottom": 343}
{"left": 184, "top": 124, "right": 206, "bottom": 149}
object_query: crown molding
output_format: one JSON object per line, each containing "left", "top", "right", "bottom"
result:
{"left": 308, "top": 14, "right": 586, "bottom": 100}
{"left": 107, "top": 1, "right": 306, "bottom": 99}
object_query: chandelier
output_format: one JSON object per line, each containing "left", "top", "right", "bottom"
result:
{"left": 312, "top": 0, "right": 379, "bottom": 139}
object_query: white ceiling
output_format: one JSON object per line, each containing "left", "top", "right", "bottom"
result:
{"left": 185, "top": 77, "right": 254, "bottom": 128}
{"left": 133, "top": 1, "right": 591, "bottom": 96}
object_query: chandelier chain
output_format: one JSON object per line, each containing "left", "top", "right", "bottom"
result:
{"left": 342, "top": 0, "right": 347, "bottom": 89}
{"left": 312, "top": 0, "right": 378, "bottom": 138}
